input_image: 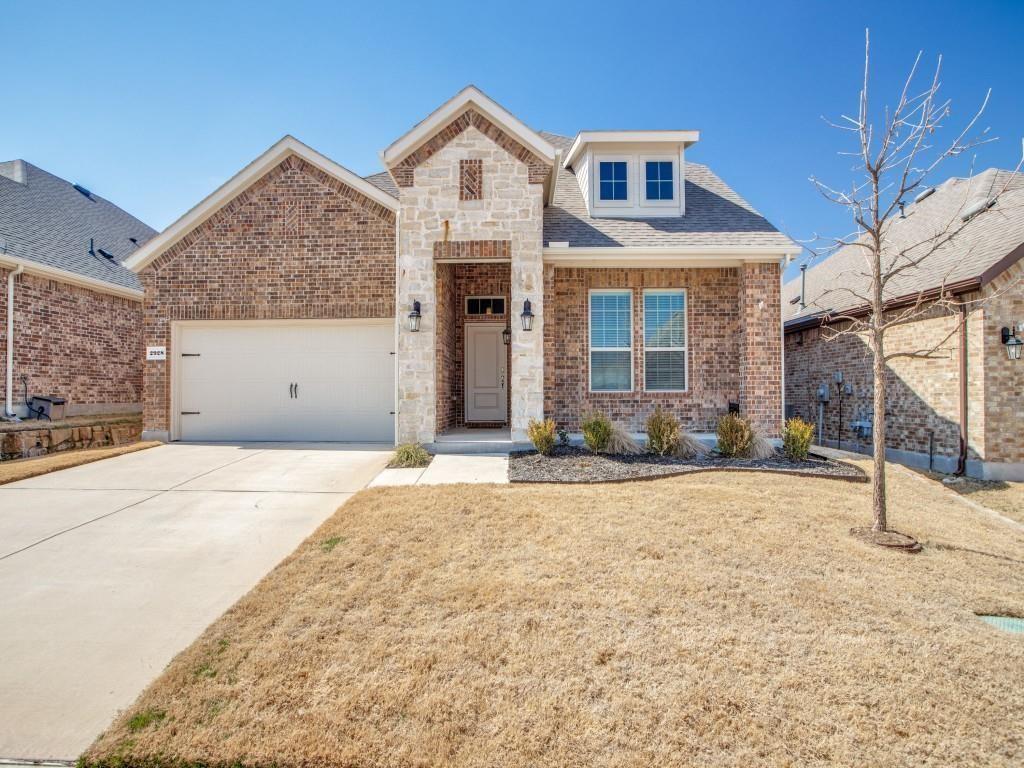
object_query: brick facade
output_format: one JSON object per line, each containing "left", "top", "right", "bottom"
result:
{"left": 783, "top": 268, "right": 1024, "bottom": 477}
{"left": 139, "top": 155, "right": 396, "bottom": 436}
{"left": 544, "top": 265, "right": 782, "bottom": 436}
{"left": 0, "top": 268, "right": 142, "bottom": 415}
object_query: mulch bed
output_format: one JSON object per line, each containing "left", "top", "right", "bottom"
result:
{"left": 508, "top": 445, "right": 867, "bottom": 484}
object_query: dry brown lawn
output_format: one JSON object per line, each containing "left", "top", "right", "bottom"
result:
{"left": 919, "top": 471, "right": 1024, "bottom": 526}
{"left": 83, "top": 459, "right": 1024, "bottom": 768}
{"left": 0, "top": 441, "right": 158, "bottom": 485}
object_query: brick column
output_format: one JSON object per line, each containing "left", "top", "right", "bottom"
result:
{"left": 739, "top": 262, "right": 783, "bottom": 437}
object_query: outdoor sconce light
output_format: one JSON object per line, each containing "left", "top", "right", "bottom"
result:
{"left": 407, "top": 300, "right": 421, "bottom": 332}
{"left": 520, "top": 299, "right": 534, "bottom": 332}
{"left": 502, "top": 327, "right": 511, "bottom": 345}
{"left": 1002, "top": 325, "right": 1023, "bottom": 361}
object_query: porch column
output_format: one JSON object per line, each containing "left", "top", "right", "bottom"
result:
{"left": 738, "top": 261, "right": 783, "bottom": 437}
{"left": 396, "top": 225, "right": 437, "bottom": 445}
{"left": 510, "top": 224, "right": 545, "bottom": 443}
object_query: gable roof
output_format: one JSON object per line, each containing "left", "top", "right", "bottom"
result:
{"left": 783, "top": 168, "right": 1024, "bottom": 328}
{"left": 0, "top": 160, "right": 155, "bottom": 294}
{"left": 380, "top": 85, "right": 557, "bottom": 169}
{"left": 540, "top": 132, "right": 798, "bottom": 253}
{"left": 124, "top": 135, "right": 398, "bottom": 273}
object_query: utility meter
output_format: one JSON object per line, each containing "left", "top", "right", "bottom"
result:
{"left": 817, "top": 383, "right": 831, "bottom": 402}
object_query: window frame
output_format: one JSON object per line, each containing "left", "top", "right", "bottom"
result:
{"left": 465, "top": 295, "right": 506, "bottom": 316}
{"left": 593, "top": 155, "right": 633, "bottom": 209}
{"left": 588, "top": 288, "right": 634, "bottom": 393}
{"left": 640, "top": 155, "right": 678, "bottom": 207}
{"left": 642, "top": 288, "right": 688, "bottom": 393}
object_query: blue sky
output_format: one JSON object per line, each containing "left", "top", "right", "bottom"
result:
{"left": 4, "top": 1, "right": 1022, "bottom": 283}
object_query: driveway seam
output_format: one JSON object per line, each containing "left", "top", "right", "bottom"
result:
{"left": 0, "top": 449, "right": 270, "bottom": 561}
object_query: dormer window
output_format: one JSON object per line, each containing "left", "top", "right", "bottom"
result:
{"left": 645, "top": 161, "right": 673, "bottom": 201}
{"left": 598, "top": 161, "right": 628, "bottom": 201}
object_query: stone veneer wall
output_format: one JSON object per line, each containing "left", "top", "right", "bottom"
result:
{"left": 0, "top": 268, "right": 142, "bottom": 415}
{"left": 543, "top": 266, "right": 750, "bottom": 433}
{"left": 396, "top": 123, "right": 546, "bottom": 443}
{"left": 139, "top": 155, "right": 396, "bottom": 437}
{"left": 1, "top": 415, "right": 142, "bottom": 460}
{"left": 784, "top": 301, "right": 987, "bottom": 470}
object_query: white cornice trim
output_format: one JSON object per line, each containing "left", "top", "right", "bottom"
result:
{"left": 380, "top": 85, "right": 556, "bottom": 167}
{"left": 124, "top": 136, "right": 398, "bottom": 273}
{"left": 563, "top": 130, "right": 701, "bottom": 168}
{"left": 543, "top": 245, "right": 797, "bottom": 268}
{"left": 0, "top": 254, "right": 143, "bottom": 300}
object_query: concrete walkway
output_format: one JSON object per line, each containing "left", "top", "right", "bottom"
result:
{"left": 369, "top": 454, "right": 508, "bottom": 487}
{"left": 0, "top": 442, "right": 391, "bottom": 762}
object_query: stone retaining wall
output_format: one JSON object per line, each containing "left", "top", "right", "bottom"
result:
{"left": 1, "top": 416, "right": 143, "bottom": 460}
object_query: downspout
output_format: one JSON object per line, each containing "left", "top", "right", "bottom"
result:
{"left": 5, "top": 264, "right": 24, "bottom": 418}
{"left": 956, "top": 303, "right": 969, "bottom": 475}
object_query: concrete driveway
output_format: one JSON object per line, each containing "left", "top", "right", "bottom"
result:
{"left": 0, "top": 442, "right": 391, "bottom": 762}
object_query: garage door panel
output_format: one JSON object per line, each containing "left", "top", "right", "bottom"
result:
{"left": 177, "top": 322, "right": 394, "bottom": 442}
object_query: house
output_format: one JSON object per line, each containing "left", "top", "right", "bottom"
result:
{"left": 123, "top": 86, "right": 798, "bottom": 447}
{"left": 0, "top": 160, "right": 155, "bottom": 419}
{"left": 784, "top": 169, "right": 1024, "bottom": 481}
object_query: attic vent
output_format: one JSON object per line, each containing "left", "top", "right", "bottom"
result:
{"left": 913, "top": 187, "right": 935, "bottom": 203}
{"left": 72, "top": 184, "right": 93, "bottom": 199}
{"left": 961, "top": 197, "right": 997, "bottom": 222}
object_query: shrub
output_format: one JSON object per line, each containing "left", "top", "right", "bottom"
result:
{"left": 527, "top": 418, "right": 557, "bottom": 455}
{"left": 646, "top": 407, "right": 681, "bottom": 456}
{"left": 557, "top": 427, "right": 570, "bottom": 447}
{"left": 716, "top": 412, "right": 753, "bottom": 458}
{"left": 747, "top": 433, "right": 777, "bottom": 460}
{"left": 605, "top": 422, "right": 642, "bottom": 455}
{"left": 783, "top": 417, "right": 815, "bottom": 460}
{"left": 674, "top": 432, "right": 708, "bottom": 460}
{"left": 581, "top": 412, "right": 613, "bottom": 453}
{"left": 389, "top": 443, "right": 432, "bottom": 468}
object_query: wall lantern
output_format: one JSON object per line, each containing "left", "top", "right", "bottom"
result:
{"left": 1002, "top": 325, "right": 1023, "bottom": 361}
{"left": 407, "top": 300, "right": 421, "bottom": 332}
{"left": 502, "top": 327, "right": 511, "bottom": 345}
{"left": 520, "top": 299, "right": 534, "bottom": 332}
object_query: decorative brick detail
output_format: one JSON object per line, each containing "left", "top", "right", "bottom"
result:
{"left": 435, "top": 263, "right": 511, "bottom": 433}
{"left": 433, "top": 240, "right": 511, "bottom": 261}
{"left": 544, "top": 266, "right": 742, "bottom": 433}
{"left": 459, "top": 159, "right": 483, "bottom": 201}
{"left": 389, "top": 108, "right": 550, "bottom": 188}
{"left": 0, "top": 269, "right": 141, "bottom": 414}
{"left": 140, "top": 155, "right": 396, "bottom": 435}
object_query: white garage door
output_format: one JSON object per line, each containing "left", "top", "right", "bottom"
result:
{"left": 176, "top": 321, "right": 394, "bottom": 442}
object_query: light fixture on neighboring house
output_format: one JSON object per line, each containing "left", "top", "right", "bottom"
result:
{"left": 502, "top": 326, "right": 511, "bottom": 345}
{"left": 408, "top": 301, "right": 421, "bottom": 332}
{"left": 1002, "top": 325, "right": 1023, "bottom": 361}
{"left": 520, "top": 299, "right": 534, "bottom": 331}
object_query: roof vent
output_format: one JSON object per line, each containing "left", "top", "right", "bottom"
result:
{"left": 913, "top": 187, "right": 935, "bottom": 204}
{"left": 72, "top": 183, "right": 93, "bottom": 200}
{"left": 97, "top": 248, "right": 115, "bottom": 260}
{"left": 0, "top": 160, "right": 27, "bottom": 184}
{"left": 961, "top": 197, "right": 997, "bottom": 222}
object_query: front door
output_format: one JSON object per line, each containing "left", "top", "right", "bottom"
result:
{"left": 465, "top": 324, "right": 507, "bottom": 423}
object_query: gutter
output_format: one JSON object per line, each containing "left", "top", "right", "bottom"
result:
{"left": 5, "top": 264, "right": 24, "bottom": 418}
{"left": 0, "top": 254, "right": 144, "bottom": 301}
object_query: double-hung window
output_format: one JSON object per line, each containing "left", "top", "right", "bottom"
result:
{"left": 643, "top": 290, "right": 686, "bottom": 391}
{"left": 645, "top": 161, "right": 674, "bottom": 201}
{"left": 598, "top": 161, "right": 628, "bottom": 201}
{"left": 589, "top": 291, "right": 632, "bottom": 391}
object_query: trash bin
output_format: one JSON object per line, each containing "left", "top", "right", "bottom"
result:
{"left": 30, "top": 395, "right": 67, "bottom": 420}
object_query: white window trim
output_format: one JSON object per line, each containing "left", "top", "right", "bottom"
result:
{"left": 592, "top": 155, "right": 633, "bottom": 209}
{"left": 642, "top": 288, "right": 688, "bottom": 393}
{"left": 639, "top": 154, "right": 679, "bottom": 207}
{"left": 588, "top": 288, "right": 634, "bottom": 393}
{"left": 465, "top": 295, "right": 506, "bottom": 316}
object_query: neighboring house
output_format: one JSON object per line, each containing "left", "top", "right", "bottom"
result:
{"left": 784, "top": 169, "right": 1024, "bottom": 481}
{"left": 124, "top": 86, "right": 798, "bottom": 447}
{"left": 0, "top": 160, "right": 155, "bottom": 418}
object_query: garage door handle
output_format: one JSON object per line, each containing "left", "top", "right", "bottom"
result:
{"left": 295, "top": 383, "right": 299, "bottom": 399}
{"left": 181, "top": 411, "right": 200, "bottom": 415}
{"left": 289, "top": 383, "right": 295, "bottom": 399}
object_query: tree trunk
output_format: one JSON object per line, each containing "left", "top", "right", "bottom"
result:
{"left": 871, "top": 328, "right": 888, "bottom": 532}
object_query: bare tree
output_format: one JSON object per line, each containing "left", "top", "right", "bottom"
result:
{"left": 805, "top": 29, "right": 1022, "bottom": 538}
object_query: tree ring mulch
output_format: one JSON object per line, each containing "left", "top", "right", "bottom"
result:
{"left": 849, "top": 526, "right": 922, "bottom": 553}
{"left": 509, "top": 445, "right": 868, "bottom": 484}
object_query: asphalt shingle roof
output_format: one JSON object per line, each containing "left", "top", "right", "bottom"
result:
{"left": 0, "top": 160, "right": 155, "bottom": 291}
{"left": 360, "top": 131, "right": 795, "bottom": 252}
{"left": 783, "top": 169, "right": 1024, "bottom": 325}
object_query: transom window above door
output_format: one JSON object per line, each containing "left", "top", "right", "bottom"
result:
{"left": 598, "top": 161, "right": 628, "bottom": 201}
{"left": 466, "top": 296, "right": 506, "bottom": 316}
